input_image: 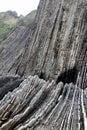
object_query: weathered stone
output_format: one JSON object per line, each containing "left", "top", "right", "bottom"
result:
{"left": 14, "top": 0, "right": 87, "bottom": 82}
{"left": 0, "top": 26, "right": 30, "bottom": 75}
{"left": 0, "top": 0, "right": 86, "bottom": 129}
{"left": 0, "top": 75, "right": 86, "bottom": 130}
{"left": 0, "top": 75, "right": 23, "bottom": 100}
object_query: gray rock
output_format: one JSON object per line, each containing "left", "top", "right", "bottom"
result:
{"left": 0, "top": 0, "right": 86, "bottom": 129}
{"left": 0, "top": 75, "right": 86, "bottom": 130}
{"left": 0, "top": 0, "right": 86, "bottom": 83}
{"left": 14, "top": 0, "right": 87, "bottom": 82}
{"left": 0, "top": 74, "right": 23, "bottom": 100}
{"left": 0, "top": 26, "right": 30, "bottom": 75}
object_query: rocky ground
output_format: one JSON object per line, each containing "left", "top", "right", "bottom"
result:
{"left": 0, "top": 75, "right": 87, "bottom": 130}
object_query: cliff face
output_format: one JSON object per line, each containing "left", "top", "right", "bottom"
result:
{"left": 14, "top": 0, "right": 87, "bottom": 82}
{"left": 0, "top": 0, "right": 87, "bottom": 129}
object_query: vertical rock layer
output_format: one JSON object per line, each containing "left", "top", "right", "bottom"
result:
{"left": 15, "top": 0, "right": 87, "bottom": 82}
{"left": 0, "top": 0, "right": 86, "bottom": 129}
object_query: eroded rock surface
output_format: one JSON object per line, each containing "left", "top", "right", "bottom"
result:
{"left": 0, "top": 26, "right": 30, "bottom": 75}
{"left": 0, "top": 75, "right": 87, "bottom": 130}
{"left": 0, "top": 0, "right": 86, "bottom": 82}
{"left": 14, "top": 0, "right": 87, "bottom": 81}
{"left": 0, "top": 0, "right": 87, "bottom": 129}
{"left": 0, "top": 75, "right": 23, "bottom": 100}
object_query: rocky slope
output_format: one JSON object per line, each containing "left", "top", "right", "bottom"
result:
{"left": 0, "top": 75, "right": 87, "bottom": 130}
{"left": 0, "top": 0, "right": 87, "bottom": 129}
{"left": 0, "top": 11, "right": 20, "bottom": 42}
{"left": 17, "top": 10, "right": 36, "bottom": 26}
{"left": 0, "top": 11, "right": 36, "bottom": 75}
{"left": 0, "top": 10, "right": 36, "bottom": 42}
{"left": 0, "top": 26, "right": 30, "bottom": 75}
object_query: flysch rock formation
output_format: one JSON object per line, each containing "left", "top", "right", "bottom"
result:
{"left": 13, "top": 0, "right": 87, "bottom": 82}
{"left": 0, "top": 0, "right": 86, "bottom": 83}
{"left": 0, "top": 75, "right": 87, "bottom": 130}
{"left": 0, "top": 0, "right": 87, "bottom": 129}
{"left": 0, "top": 26, "right": 30, "bottom": 75}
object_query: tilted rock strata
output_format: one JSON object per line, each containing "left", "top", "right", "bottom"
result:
{"left": 15, "top": 0, "right": 87, "bottom": 81}
{"left": 0, "top": 75, "right": 87, "bottom": 130}
{"left": 0, "top": 0, "right": 86, "bottom": 82}
{"left": 0, "top": 0, "right": 86, "bottom": 129}
{"left": 0, "top": 26, "right": 30, "bottom": 75}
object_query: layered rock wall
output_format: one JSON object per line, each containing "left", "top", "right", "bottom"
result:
{"left": 0, "top": 75, "right": 87, "bottom": 130}
{"left": 15, "top": 0, "right": 87, "bottom": 82}
{"left": 0, "top": 26, "right": 30, "bottom": 75}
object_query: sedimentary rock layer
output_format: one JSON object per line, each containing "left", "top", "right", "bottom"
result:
{"left": 0, "top": 75, "right": 87, "bottom": 130}
{"left": 0, "top": 26, "right": 30, "bottom": 75}
{"left": 15, "top": 0, "right": 87, "bottom": 81}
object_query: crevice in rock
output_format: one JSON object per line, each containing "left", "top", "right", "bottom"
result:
{"left": 56, "top": 66, "right": 78, "bottom": 84}
{"left": 39, "top": 72, "right": 46, "bottom": 80}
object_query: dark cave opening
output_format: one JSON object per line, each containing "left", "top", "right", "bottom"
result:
{"left": 39, "top": 72, "right": 46, "bottom": 80}
{"left": 56, "top": 67, "right": 78, "bottom": 84}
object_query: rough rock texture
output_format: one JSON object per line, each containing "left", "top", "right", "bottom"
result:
{"left": 0, "top": 26, "right": 30, "bottom": 75}
{"left": 0, "top": 0, "right": 87, "bottom": 129}
{"left": 12, "top": 0, "right": 87, "bottom": 82}
{"left": 0, "top": 75, "right": 87, "bottom": 130}
{"left": 0, "top": 0, "right": 86, "bottom": 82}
{"left": 0, "top": 75, "right": 23, "bottom": 100}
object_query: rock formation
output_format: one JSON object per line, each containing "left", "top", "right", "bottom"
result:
{"left": 0, "top": 0, "right": 87, "bottom": 129}
{"left": 0, "top": 10, "right": 36, "bottom": 75}
{"left": 0, "top": 26, "right": 30, "bottom": 75}
{"left": 0, "top": 75, "right": 87, "bottom": 130}
{"left": 0, "top": 0, "right": 86, "bottom": 83}
{"left": 0, "top": 75, "right": 23, "bottom": 100}
{"left": 13, "top": 0, "right": 87, "bottom": 82}
{"left": 0, "top": 10, "right": 36, "bottom": 43}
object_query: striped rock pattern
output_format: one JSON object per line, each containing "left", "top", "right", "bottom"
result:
{"left": 14, "top": 0, "right": 87, "bottom": 82}
{"left": 0, "top": 75, "right": 87, "bottom": 130}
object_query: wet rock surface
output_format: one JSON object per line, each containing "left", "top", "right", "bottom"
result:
{"left": 0, "top": 75, "right": 87, "bottom": 130}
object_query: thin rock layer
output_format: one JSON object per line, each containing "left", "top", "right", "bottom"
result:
{"left": 14, "top": 0, "right": 87, "bottom": 81}
{"left": 0, "top": 75, "right": 87, "bottom": 130}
